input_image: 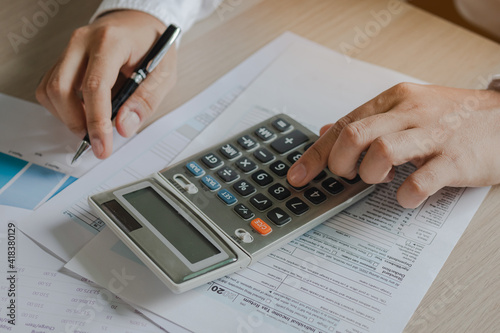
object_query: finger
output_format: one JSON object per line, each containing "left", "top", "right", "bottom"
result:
{"left": 45, "top": 41, "right": 88, "bottom": 137}
{"left": 397, "top": 155, "right": 455, "bottom": 208}
{"left": 36, "top": 66, "right": 58, "bottom": 116}
{"left": 359, "top": 128, "right": 436, "bottom": 184}
{"left": 82, "top": 38, "right": 127, "bottom": 159}
{"left": 115, "top": 48, "right": 177, "bottom": 137}
{"left": 319, "top": 124, "right": 333, "bottom": 136}
{"left": 288, "top": 85, "right": 402, "bottom": 186}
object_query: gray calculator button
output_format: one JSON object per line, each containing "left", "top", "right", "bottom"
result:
{"left": 249, "top": 193, "right": 273, "bottom": 211}
{"left": 253, "top": 148, "right": 275, "bottom": 164}
{"left": 252, "top": 170, "right": 273, "bottom": 187}
{"left": 271, "top": 129, "right": 309, "bottom": 154}
{"left": 322, "top": 177, "right": 344, "bottom": 195}
{"left": 237, "top": 135, "right": 258, "bottom": 150}
{"left": 201, "top": 153, "right": 223, "bottom": 169}
{"left": 234, "top": 204, "right": 255, "bottom": 220}
{"left": 235, "top": 157, "right": 257, "bottom": 173}
{"left": 304, "top": 187, "right": 327, "bottom": 204}
{"left": 268, "top": 183, "right": 291, "bottom": 201}
{"left": 267, "top": 208, "right": 291, "bottom": 226}
{"left": 286, "top": 197, "right": 309, "bottom": 215}
{"left": 287, "top": 151, "right": 302, "bottom": 164}
{"left": 217, "top": 167, "right": 239, "bottom": 183}
{"left": 220, "top": 144, "right": 241, "bottom": 160}
{"left": 269, "top": 160, "right": 289, "bottom": 177}
{"left": 233, "top": 180, "right": 256, "bottom": 197}
{"left": 254, "top": 126, "right": 276, "bottom": 142}
{"left": 272, "top": 118, "right": 292, "bottom": 132}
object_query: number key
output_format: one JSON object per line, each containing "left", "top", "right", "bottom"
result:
{"left": 304, "top": 187, "right": 327, "bottom": 204}
{"left": 268, "top": 183, "right": 291, "bottom": 201}
{"left": 269, "top": 160, "right": 289, "bottom": 177}
{"left": 252, "top": 170, "right": 273, "bottom": 187}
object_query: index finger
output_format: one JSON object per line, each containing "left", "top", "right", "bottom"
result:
{"left": 81, "top": 37, "right": 127, "bottom": 159}
{"left": 287, "top": 85, "right": 402, "bottom": 186}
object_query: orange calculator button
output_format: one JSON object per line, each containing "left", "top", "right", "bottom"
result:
{"left": 250, "top": 218, "right": 272, "bottom": 236}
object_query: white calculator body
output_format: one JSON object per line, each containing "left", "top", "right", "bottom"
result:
{"left": 88, "top": 114, "right": 375, "bottom": 293}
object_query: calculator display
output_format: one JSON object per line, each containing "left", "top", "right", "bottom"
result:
{"left": 123, "top": 187, "right": 221, "bottom": 264}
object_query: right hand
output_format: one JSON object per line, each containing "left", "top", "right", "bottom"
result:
{"left": 36, "top": 10, "right": 177, "bottom": 160}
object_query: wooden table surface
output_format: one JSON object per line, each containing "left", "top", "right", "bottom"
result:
{"left": 1, "top": 0, "right": 499, "bottom": 332}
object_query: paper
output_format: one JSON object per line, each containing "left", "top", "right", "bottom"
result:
{"left": 0, "top": 94, "right": 128, "bottom": 221}
{"left": 65, "top": 36, "right": 489, "bottom": 333}
{"left": 17, "top": 33, "right": 295, "bottom": 263}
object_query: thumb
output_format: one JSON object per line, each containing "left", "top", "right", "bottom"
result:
{"left": 115, "top": 49, "right": 177, "bottom": 137}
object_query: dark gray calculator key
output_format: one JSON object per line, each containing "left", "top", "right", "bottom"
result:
{"left": 253, "top": 148, "right": 275, "bottom": 163}
{"left": 287, "top": 151, "right": 302, "bottom": 164}
{"left": 271, "top": 129, "right": 309, "bottom": 154}
{"left": 252, "top": 170, "right": 274, "bottom": 187}
{"left": 286, "top": 197, "right": 309, "bottom": 215}
{"left": 267, "top": 208, "right": 291, "bottom": 226}
{"left": 313, "top": 170, "right": 327, "bottom": 181}
{"left": 322, "top": 177, "right": 345, "bottom": 195}
{"left": 269, "top": 160, "right": 289, "bottom": 177}
{"left": 342, "top": 174, "right": 362, "bottom": 184}
{"left": 272, "top": 118, "right": 292, "bottom": 132}
{"left": 286, "top": 179, "right": 309, "bottom": 191}
{"left": 217, "top": 167, "right": 240, "bottom": 183}
{"left": 237, "top": 135, "right": 258, "bottom": 150}
{"left": 249, "top": 193, "right": 273, "bottom": 211}
{"left": 201, "top": 153, "right": 223, "bottom": 169}
{"left": 233, "top": 180, "right": 256, "bottom": 197}
{"left": 255, "top": 126, "right": 276, "bottom": 142}
{"left": 304, "top": 187, "right": 327, "bottom": 204}
{"left": 234, "top": 204, "right": 255, "bottom": 220}
{"left": 235, "top": 157, "right": 257, "bottom": 173}
{"left": 268, "top": 183, "right": 291, "bottom": 201}
{"left": 220, "top": 144, "right": 241, "bottom": 160}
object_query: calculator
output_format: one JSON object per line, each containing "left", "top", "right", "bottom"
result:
{"left": 88, "top": 114, "right": 375, "bottom": 293}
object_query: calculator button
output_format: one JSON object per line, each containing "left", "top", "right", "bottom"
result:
{"left": 269, "top": 160, "right": 289, "bottom": 177}
{"left": 272, "top": 118, "right": 292, "bottom": 132}
{"left": 234, "top": 204, "right": 255, "bottom": 220}
{"left": 322, "top": 177, "right": 344, "bottom": 195}
{"left": 233, "top": 180, "right": 256, "bottom": 197}
{"left": 271, "top": 129, "right": 309, "bottom": 154}
{"left": 220, "top": 144, "right": 241, "bottom": 160}
{"left": 218, "top": 189, "right": 237, "bottom": 205}
{"left": 304, "top": 187, "right": 327, "bottom": 204}
{"left": 252, "top": 170, "right": 274, "bottom": 187}
{"left": 286, "top": 197, "right": 309, "bottom": 215}
{"left": 268, "top": 183, "right": 291, "bottom": 201}
{"left": 287, "top": 151, "right": 302, "bottom": 164}
{"left": 250, "top": 218, "right": 272, "bottom": 236}
{"left": 255, "top": 126, "right": 276, "bottom": 142}
{"left": 249, "top": 193, "right": 273, "bottom": 211}
{"left": 201, "top": 153, "right": 223, "bottom": 169}
{"left": 186, "top": 161, "right": 205, "bottom": 177}
{"left": 313, "top": 170, "right": 327, "bottom": 181}
{"left": 217, "top": 167, "right": 240, "bottom": 183}
{"left": 286, "top": 179, "right": 309, "bottom": 191}
{"left": 235, "top": 157, "right": 257, "bottom": 173}
{"left": 342, "top": 174, "right": 362, "bottom": 184}
{"left": 237, "top": 135, "right": 259, "bottom": 150}
{"left": 253, "top": 148, "right": 275, "bottom": 163}
{"left": 267, "top": 208, "right": 291, "bottom": 226}
{"left": 201, "top": 175, "right": 221, "bottom": 191}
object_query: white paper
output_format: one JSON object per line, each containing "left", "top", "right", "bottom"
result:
{"left": 66, "top": 37, "right": 490, "bottom": 333}
{"left": 0, "top": 94, "right": 129, "bottom": 221}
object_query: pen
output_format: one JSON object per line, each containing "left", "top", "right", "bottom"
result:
{"left": 71, "top": 24, "right": 181, "bottom": 164}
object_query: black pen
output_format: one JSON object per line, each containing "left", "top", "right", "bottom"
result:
{"left": 71, "top": 24, "right": 181, "bottom": 164}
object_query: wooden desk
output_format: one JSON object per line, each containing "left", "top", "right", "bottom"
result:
{"left": 1, "top": 0, "right": 499, "bottom": 331}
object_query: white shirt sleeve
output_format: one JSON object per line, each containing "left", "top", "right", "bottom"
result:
{"left": 90, "top": 0, "right": 223, "bottom": 33}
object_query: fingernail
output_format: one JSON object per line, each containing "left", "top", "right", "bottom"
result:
{"left": 122, "top": 109, "right": 141, "bottom": 136}
{"left": 91, "top": 137, "right": 103, "bottom": 158}
{"left": 288, "top": 163, "right": 307, "bottom": 185}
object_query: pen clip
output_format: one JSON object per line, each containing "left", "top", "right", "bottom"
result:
{"left": 140, "top": 24, "right": 181, "bottom": 75}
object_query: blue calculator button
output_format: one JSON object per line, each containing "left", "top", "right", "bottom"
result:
{"left": 186, "top": 161, "right": 205, "bottom": 177}
{"left": 201, "top": 175, "right": 221, "bottom": 191}
{"left": 218, "top": 189, "right": 237, "bottom": 205}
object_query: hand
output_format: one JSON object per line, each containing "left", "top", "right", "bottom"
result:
{"left": 36, "top": 10, "right": 177, "bottom": 159}
{"left": 287, "top": 83, "right": 500, "bottom": 208}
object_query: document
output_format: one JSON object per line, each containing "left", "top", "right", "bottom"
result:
{"left": 0, "top": 93, "right": 128, "bottom": 221}
{"left": 65, "top": 37, "right": 490, "bottom": 333}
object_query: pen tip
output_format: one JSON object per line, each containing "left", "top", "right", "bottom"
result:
{"left": 72, "top": 140, "right": 91, "bottom": 165}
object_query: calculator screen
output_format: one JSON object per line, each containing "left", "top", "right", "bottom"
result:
{"left": 123, "top": 187, "right": 221, "bottom": 264}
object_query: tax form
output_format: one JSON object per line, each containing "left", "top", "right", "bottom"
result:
{"left": 64, "top": 36, "right": 490, "bottom": 332}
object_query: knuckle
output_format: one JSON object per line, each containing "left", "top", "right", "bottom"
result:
{"left": 332, "top": 114, "right": 354, "bottom": 134}
{"left": 93, "top": 25, "right": 119, "bottom": 45}
{"left": 406, "top": 171, "right": 434, "bottom": 199}
{"left": 35, "top": 84, "right": 48, "bottom": 104}
{"left": 341, "top": 121, "right": 367, "bottom": 147}
{"left": 69, "top": 27, "right": 88, "bottom": 42}
{"left": 305, "top": 144, "right": 328, "bottom": 165}
{"left": 87, "top": 117, "right": 112, "bottom": 133}
{"left": 83, "top": 74, "right": 106, "bottom": 94}
{"left": 46, "top": 77, "right": 66, "bottom": 98}
{"left": 371, "top": 137, "right": 394, "bottom": 162}
{"left": 392, "top": 82, "right": 415, "bottom": 97}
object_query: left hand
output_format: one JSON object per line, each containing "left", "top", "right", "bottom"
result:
{"left": 287, "top": 82, "right": 500, "bottom": 208}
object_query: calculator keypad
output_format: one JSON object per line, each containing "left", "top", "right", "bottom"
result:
{"left": 166, "top": 115, "right": 372, "bottom": 251}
